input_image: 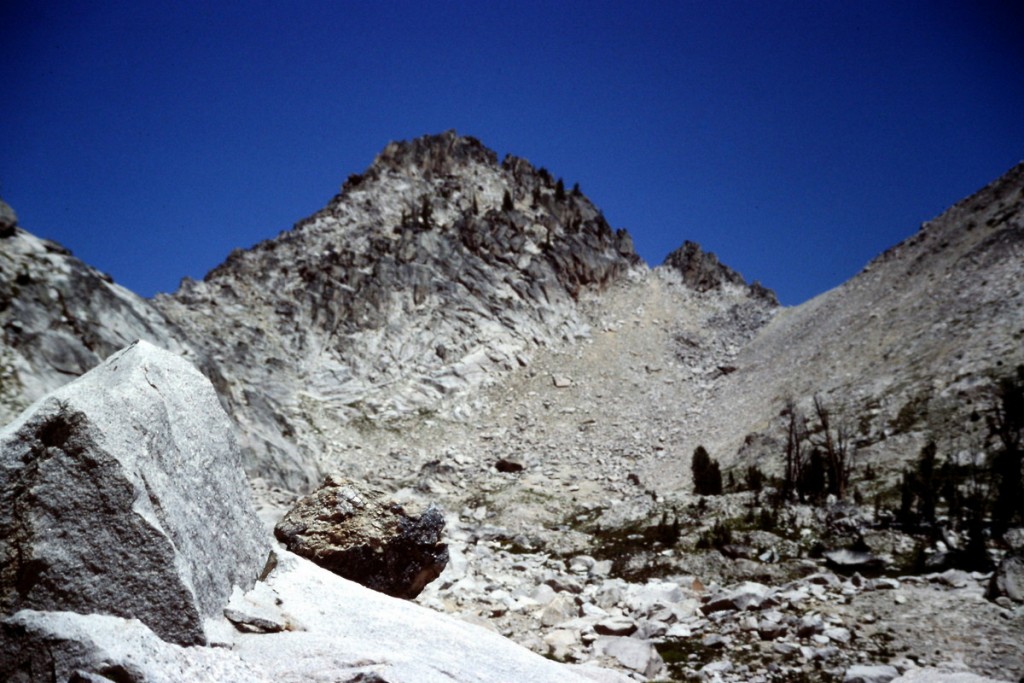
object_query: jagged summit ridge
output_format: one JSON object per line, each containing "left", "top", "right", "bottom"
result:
{"left": 156, "top": 131, "right": 642, "bottom": 488}
{"left": 662, "top": 240, "right": 778, "bottom": 304}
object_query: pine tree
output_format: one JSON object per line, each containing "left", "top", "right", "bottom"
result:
{"left": 692, "top": 446, "right": 723, "bottom": 496}
{"left": 990, "top": 365, "right": 1024, "bottom": 536}
{"left": 917, "top": 441, "right": 937, "bottom": 524}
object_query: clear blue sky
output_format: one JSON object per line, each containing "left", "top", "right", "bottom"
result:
{"left": 2, "top": 1, "right": 1022, "bottom": 305}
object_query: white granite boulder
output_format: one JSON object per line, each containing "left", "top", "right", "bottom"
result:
{"left": 0, "top": 341, "right": 269, "bottom": 646}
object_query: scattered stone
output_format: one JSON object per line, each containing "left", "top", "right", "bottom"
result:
{"left": 700, "top": 659, "right": 735, "bottom": 677}
{"left": 593, "top": 636, "right": 665, "bottom": 678}
{"left": 594, "top": 616, "right": 638, "bottom": 636}
{"left": 545, "top": 629, "right": 580, "bottom": 660}
{"left": 531, "top": 583, "right": 558, "bottom": 606}
{"left": 223, "top": 582, "right": 290, "bottom": 634}
{"left": 868, "top": 578, "right": 901, "bottom": 591}
{"left": 495, "top": 458, "right": 525, "bottom": 473}
{"left": 541, "top": 593, "right": 578, "bottom": 627}
{"left": 274, "top": 475, "right": 448, "bottom": 599}
{"left": 702, "top": 581, "right": 775, "bottom": 613}
{"left": 758, "top": 620, "right": 788, "bottom": 640}
{"left": 843, "top": 664, "right": 899, "bottom": 683}
{"left": 702, "top": 633, "right": 730, "bottom": 648}
{"left": 824, "top": 626, "right": 852, "bottom": 644}
{"left": 796, "top": 615, "right": 825, "bottom": 638}
{"left": 932, "top": 569, "right": 971, "bottom": 589}
{"left": 824, "top": 549, "right": 886, "bottom": 573}
{"left": 553, "top": 375, "right": 573, "bottom": 388}
{"left": 891, "top": 668, "right": 1014, "bottom": 683}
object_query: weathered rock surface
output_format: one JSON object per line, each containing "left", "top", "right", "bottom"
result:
{"left": 0, "top": 209, "right": 186, "bottom": 427}
{"left": 275, "top": 475, "right": 448, "bottom": 599}
{"left": 3, "top": 139, "right": 1024, "bottom": 682}
{"left": 988, "top": 552, "right": 1024, "bottom": 603}
{"left": 697, "top": 161, "right": 1024, "bottom": 481}
{"left": 0, "top": 340, "right": 269, "bottom": 645}
{"left": 844, "top": 664, "right": 900, "bottom": 683}
{"left": 0, "top": 609, "right": 270, "bottom": 683}
{"left": 1, "top": 551, "right": 603, "bottom": 683}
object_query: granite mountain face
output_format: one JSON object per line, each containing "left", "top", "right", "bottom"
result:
{"left": 154, "top": 131, "right": 642, "bottom": 489}
{"left": 1, "top": 133, "right": 1021, "bottom": 501}
{"left": 1, "top": 133, "right": 1023, "bottom": 680}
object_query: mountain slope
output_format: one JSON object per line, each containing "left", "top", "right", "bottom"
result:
{"left": 154, "top": 131, "right": 641, "bottom": 489}
{"left": 688, "top": 161, "right": 1024, "bottom": 481}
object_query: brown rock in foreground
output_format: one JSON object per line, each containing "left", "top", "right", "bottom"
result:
{"left": 274, "top": 475, "right": 448, "bottom": 599}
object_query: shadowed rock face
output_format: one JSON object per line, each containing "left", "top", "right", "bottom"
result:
{"left": 275, "top": 475, "right": 449, "bottom": 599}
{"left": 0, "top": 341, "right": 269, "bottom": 646}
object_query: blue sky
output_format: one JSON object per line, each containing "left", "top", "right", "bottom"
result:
{"left": 2, "top": 2, "right": 1022, "bottom": 305}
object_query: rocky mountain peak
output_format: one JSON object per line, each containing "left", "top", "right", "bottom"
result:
{"left": 663, "top": 240, "right": 778, "bottom": 305}
{"left": 156, "top": 133, "right": 643, "bottom": 488}
{"left": 366, "top": 129, "right": 500, "bottom": 179}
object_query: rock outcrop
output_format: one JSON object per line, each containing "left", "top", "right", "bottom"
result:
{"left": 663, "top": 240, "right": 777, "bottom": 305}
{"left": 0, "top": 341, "right": 269, "bottom": 645}
{"left": 988, "top": 552, "right": 1024, "bottom": 604}
{"left": 0, "top": 340, "right": 600, "bottom": 682}
{"left": 2, "top": 139, "right": 1023, "bottom": 681}
{"left": 0, "top": 206, "right": 185, "bottom": 427}
{"left": 228, "top": 550, "right": 599, "bottom": 683}
{"left": 275, "top": 475, "right": 448, "bottom": 599}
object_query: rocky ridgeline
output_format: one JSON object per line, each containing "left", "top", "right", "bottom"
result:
{"left": 0, "top": 199, "right": 185, "bottom": 426}
{"left": 153, "top": 131, "right": 641, "bottom": 490}
{"left": 663, "top": 240, "right": 777, "bottom": 306}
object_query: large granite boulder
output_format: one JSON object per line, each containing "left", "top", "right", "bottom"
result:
{"left": 0, "top": 340, "right": 269, "bottom": 646}
{"left": 275, "top": 475, "right": 448, "bottom": 599}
